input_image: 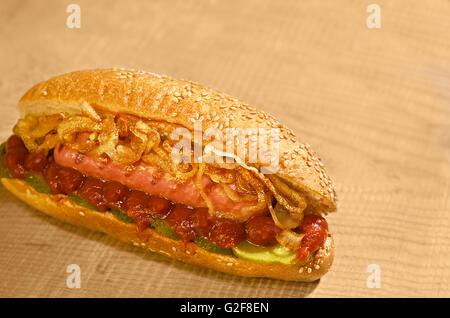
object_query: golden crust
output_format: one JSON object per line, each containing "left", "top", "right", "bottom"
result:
{"left": 1, "top": 178, "right": 334, "bottom": 282}
{"left": 18, "top": 69, "right": 336, "bottom": 212}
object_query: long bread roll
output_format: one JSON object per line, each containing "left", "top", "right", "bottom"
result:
{"left": 2, "top": 69, "right": 337, "bottom": 281}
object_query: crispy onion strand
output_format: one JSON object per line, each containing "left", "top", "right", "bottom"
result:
{"left": 238, "top": 168, "right": 268, "bottom": 214}
{"left": 14, "top": 114, "right": 64, "bottom": 152}
{"left": 197, "top": 163, "right": 215, "bottom": 216}
{"left": 249, "top": 169, "right": 306, "bottom": 215}
{"left": 222, "top": 184, "right": 258, "bottom": 202}
{"left": 267, "top": 174, "right": 307, "bottom": 212}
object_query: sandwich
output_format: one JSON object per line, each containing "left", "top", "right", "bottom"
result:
{"left": 0, "top": 69, "right": 337, "bottom": 282}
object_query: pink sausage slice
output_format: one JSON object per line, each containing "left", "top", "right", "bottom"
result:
{"left": 54, "top": 145, "right": 266, "bottom": 221}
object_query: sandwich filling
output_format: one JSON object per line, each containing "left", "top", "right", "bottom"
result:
{"left": 2, "top": 105, "right": 329, "bottom": 265}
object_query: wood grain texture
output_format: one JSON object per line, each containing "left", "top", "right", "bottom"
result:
{"left": 0, "top": 0, "right": 449, "bottom": 297}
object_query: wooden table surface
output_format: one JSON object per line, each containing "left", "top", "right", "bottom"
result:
{"left": 0, "top": 0, "right": 449, "bottom": 298}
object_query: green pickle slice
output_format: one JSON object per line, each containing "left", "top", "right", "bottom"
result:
{"left": 24, "top": 174, "right": 52, "bottom": 194}
{"left": 110, "top": 209, "right": 134, "bottom": 223}
{"left": 0, "top": 142, "right": 12, "bottom": 179}
{"left": 194, "top": 237, "right": 232, "bottom": 255}
{"left": 232, "top": 241, "right": 296, "bottom": 265}
{"left": 151, "top": 219, "right": 179, "bottom": 240}
{"left": 232, "top": 241, "right": 314, "bottom": 265}
{"left": 68, "top": 195, "right": 99, "bottom": 211}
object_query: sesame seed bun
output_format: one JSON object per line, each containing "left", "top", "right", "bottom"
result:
{"left": 7, "top": 69, "right": 337, "bottom": 281}
{"left": 1, "top": 177, "right": 334, "bottom": 282}
{"left": 18, "top": 68, "right": 337, "bottom": 213}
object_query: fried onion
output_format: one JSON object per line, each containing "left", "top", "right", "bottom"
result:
{"left": 250, "top": 169, "right": 306, "bottom": 216}
{"left": 197, "top": 163, "right": 215, "bottom": 216}
{"left": 205, "top": 166, "right": 235, "bottom": 184}
{"left": 238, "top": 168, "right": 268, "bottom": 214}
{"left": 267, "top": 174, "right": 307, "bottom": 212}
{"left": 222, "top": 184, "right": 258, "bottom": 202}
{"left": 14, "top": 114, "right": 64, "bottom": 152}
{"left": 57, "top": 116, "right": 100, "bottom": 143}
{"left": 275, "top": 229, "right": 305, "bottom": 251}
{"left": 89, "top": 115, "right": 119, "bottom": 158}
{"left": 273, "top": 203, "right": 303, "bottom": 229}
{"left": 268, "top": 201, "right": 305, "bottom": 250}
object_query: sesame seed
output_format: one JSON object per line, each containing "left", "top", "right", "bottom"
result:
{"left": 79, "top": 211, "right": 85, "bottom": 216}
{"left": 159, "top": 250, "right": 171, "bottom": 257}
